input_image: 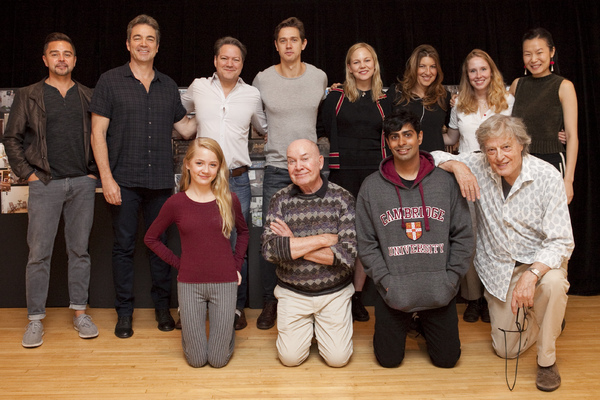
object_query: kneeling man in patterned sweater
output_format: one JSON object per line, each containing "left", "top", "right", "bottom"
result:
{"left": 356, "top": 110, "right": 473, "bottom": 368}
{"left": 262, "top": 139, "right": 357, "bottom": 367}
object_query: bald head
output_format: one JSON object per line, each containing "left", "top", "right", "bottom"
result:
{"left": 287, "top": 139, "right": 324, "bottom": 194}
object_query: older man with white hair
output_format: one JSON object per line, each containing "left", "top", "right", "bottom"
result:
{"left": 431, "top": 114, "right": 574, "bottom": 392}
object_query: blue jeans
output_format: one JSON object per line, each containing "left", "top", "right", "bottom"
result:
{"left": 109, "top": 186, "right": 173, "bottom": 316}
{"left": 260, "top": 166, "right": 292, "bottom": 303}
{"left": 26, "top": 176, "right": 96, "bottom": 320}
{"left": 229, "top": 172, "right": 250, "bottom": 310}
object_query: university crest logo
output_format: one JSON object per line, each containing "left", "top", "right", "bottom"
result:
{"left": 405, "top": 221, "right": 422, "bottom": 241}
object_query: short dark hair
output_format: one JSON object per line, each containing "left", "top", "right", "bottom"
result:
{"left": 274, "top": 17, "right": 305, "bottom": 41}
{"left": 43, "top": 32, "right": 76, "bottom": 56}
{"left": 383, "top": 110, "right": 421, "bottom": 139}
{"left": 214, "top": 36, "right": 247, "bottom": 63}
{"left": 127, "top": 14, "right": 160, "bottom": 44}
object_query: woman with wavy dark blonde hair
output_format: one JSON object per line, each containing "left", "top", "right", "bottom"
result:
{"left": 447, "top": 49, "right": 514, "bottom": 154}
{"left": 390, "top": 44, "right": 450, "bottom": 152}
{"left": 321, "top": 42, "right": 391, "bottom": 321}
{"left": 145, "top": 138, "right": 248, "bottom": 368}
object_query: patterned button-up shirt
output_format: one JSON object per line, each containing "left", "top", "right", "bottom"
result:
{"left": 432, "top": 151, "right": 574, "bottom": 301}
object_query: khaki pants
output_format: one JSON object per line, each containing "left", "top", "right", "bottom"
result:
{"left": 274, "top": 284, "right": 354, "bottom": 367}
{"left": 484, "top": 262, "right": 569, "bottom": 367}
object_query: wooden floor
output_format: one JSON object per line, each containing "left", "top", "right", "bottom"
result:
{"left": 1, "top": 296, "right": 599, "bottom": 400}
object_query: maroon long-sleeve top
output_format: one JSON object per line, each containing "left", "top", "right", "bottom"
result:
{"left": 144, "top": 191, "right": 249, "bottom": 283}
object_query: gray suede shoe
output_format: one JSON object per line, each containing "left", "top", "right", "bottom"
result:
{"left": 22, "top": 321, "right": 44, "bottom": 348}
{"left": 74, "top": 314, "right": 99, "bottom": 339}
{"left": 536, "top": 363, "right": 561, "bottom": 392}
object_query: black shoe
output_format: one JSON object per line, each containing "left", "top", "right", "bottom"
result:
{"left": 234, "top": 309, "right": 248, "bottom": 331}
{"left": 115, "top": 316, "right": 133, "bottom": 338}
{"left": 479, "top": 298, "right": 491, "bottom": 323}
{"left": 352, "top": 293, "right": 370, "bottom": 322}
{"left": 155, "top": 309, "right": 175, "bottom": 332}
{"left": 463, "top": 300, "right": 480, "bottom": 323}
{"left": 257, "top": 300, "right": 277, "bottom": 330}
{"left": 407, "top": 314, "right": 424, "bottom": 339}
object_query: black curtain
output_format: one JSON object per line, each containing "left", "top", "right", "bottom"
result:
{"left": 1, "top": 0, "right": 598, "bottom": 294}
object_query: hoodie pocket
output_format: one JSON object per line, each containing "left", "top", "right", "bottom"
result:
{"left": 384, "top": 270, "right": 457, "bottom": 312}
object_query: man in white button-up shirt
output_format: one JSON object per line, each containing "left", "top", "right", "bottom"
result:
{"left": 181, "top": 37, "right": 268, "bottom": 330}
{"left": 432, "top": 115, "right": 573, "bottom": 392}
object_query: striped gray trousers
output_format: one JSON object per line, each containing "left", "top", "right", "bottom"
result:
{"left": 178, "top": 281, "right": 237, "bottom": 368}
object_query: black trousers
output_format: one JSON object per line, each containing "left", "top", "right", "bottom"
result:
{"left": 373, "top": 293, "right": 461, "bottom": 368}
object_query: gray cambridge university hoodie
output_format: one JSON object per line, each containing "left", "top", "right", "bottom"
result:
{"left": 356, "top": 151, "right": 474, "bottom": 313}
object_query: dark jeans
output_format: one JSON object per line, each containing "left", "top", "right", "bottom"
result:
{"left": 260, "top": 166, "right": 292, "bottom": 303}
{"left": 229, "top": 172, "right": 250, "bottom": 310}
{"left": 109, "top": 186, "right": 173, "bottom": 316}
{"left": 373, "top": 293, "right": 461, "bottom": 368}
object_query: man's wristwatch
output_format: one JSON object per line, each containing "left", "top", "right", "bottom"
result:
{"left": 527, "top": 267, "right": 541, "bottom": 280}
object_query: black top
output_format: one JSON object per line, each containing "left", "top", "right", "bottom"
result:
{"left": 390, "top": 83, "right": 450, "bottom": 152}
{"left": 43, "top": 83, "right": 87, "bottom": 179}
{"left": 512, "top": 73, "right": 565, "bottom": 154}
{"left": 321, "top": 89, "right": 392, "bottom": 169}
{"left": 89, "top": 63, "right": 187, "bottom": 190}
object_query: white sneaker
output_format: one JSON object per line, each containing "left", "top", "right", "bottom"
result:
{"left": 73, "top": 314, "right": 99, "bottom": 339}
{"left": 22, "top": 321, "right": 44, "bottom": 348}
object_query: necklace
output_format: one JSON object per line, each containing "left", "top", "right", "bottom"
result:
{"left": 478, "top": 98, "right": 489, "bottom": 116}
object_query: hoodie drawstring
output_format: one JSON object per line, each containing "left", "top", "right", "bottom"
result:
{"left": 394, "top": 182, "right": 430, "bottom": 232}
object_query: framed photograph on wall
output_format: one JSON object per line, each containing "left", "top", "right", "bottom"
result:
{"left": 1, "top": 185, "right": 29, "bottom": 213}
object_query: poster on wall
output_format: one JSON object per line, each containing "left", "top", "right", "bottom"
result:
{"left": 1, "top": 185, "right": 29, "bottom": 213}
{"left": 0, "top": 89, "right": 15, "bottom": 138}
{"left": 1, "top": 169, "right": 10, "bottom": 192}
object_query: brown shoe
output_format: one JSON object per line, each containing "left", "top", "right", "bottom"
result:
{"left": 536, "top": 363, "right": 561, "bottom": 392}
{"left": 175, "top": 318, "right": 182, "bottom": 330}
{"left": 235, "top": 309, "right": 248, "bottom": 330}
{"left": 257, "top": 300, "right": 277, "bottom": 330}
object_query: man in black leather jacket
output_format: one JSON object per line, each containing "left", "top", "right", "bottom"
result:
{"left": 3, "top": 32, "right": 99, "bottom": 348}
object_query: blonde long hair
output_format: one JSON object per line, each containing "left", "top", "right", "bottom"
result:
{"left": 180, "top": 138, "right": 234, "bottom": 238}
{"left": 395, "top": 44, "right": 447, "bottom": 111}
{"left": 343, "top": 42, "right": 384, "bottom": 103}
{"left": 457, "top": 49, "right": 509, "bottom": 115}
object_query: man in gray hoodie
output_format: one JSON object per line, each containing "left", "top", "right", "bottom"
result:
{"left": 356, "top": 110, "right": 473, "bottom": 368}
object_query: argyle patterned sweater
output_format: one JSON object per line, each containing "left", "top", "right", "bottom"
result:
{"left": 262, "top": 177, "right": 357, "bottom": 296}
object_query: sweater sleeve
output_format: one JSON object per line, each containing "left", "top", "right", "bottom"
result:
{"left": 231, "top": 194, "right": 249, "bottom": 272}
{"left": 318, "top": 89, "right": 341, "bottom": 140}
{"left": 144, "top": 197, "right": 181, "bottom": 270}
{"left": 330, "top": 189, "right": 357, "bottom": 269}
{"left": 261, "top": 190, "right": 293, "bottom": 263}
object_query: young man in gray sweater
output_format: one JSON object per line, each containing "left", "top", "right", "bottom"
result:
{"left": 252, "top": 17, "right": 327, "bottom": 330}
{"left": 356, "top": 110, "right": 473, "bottom": 368}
